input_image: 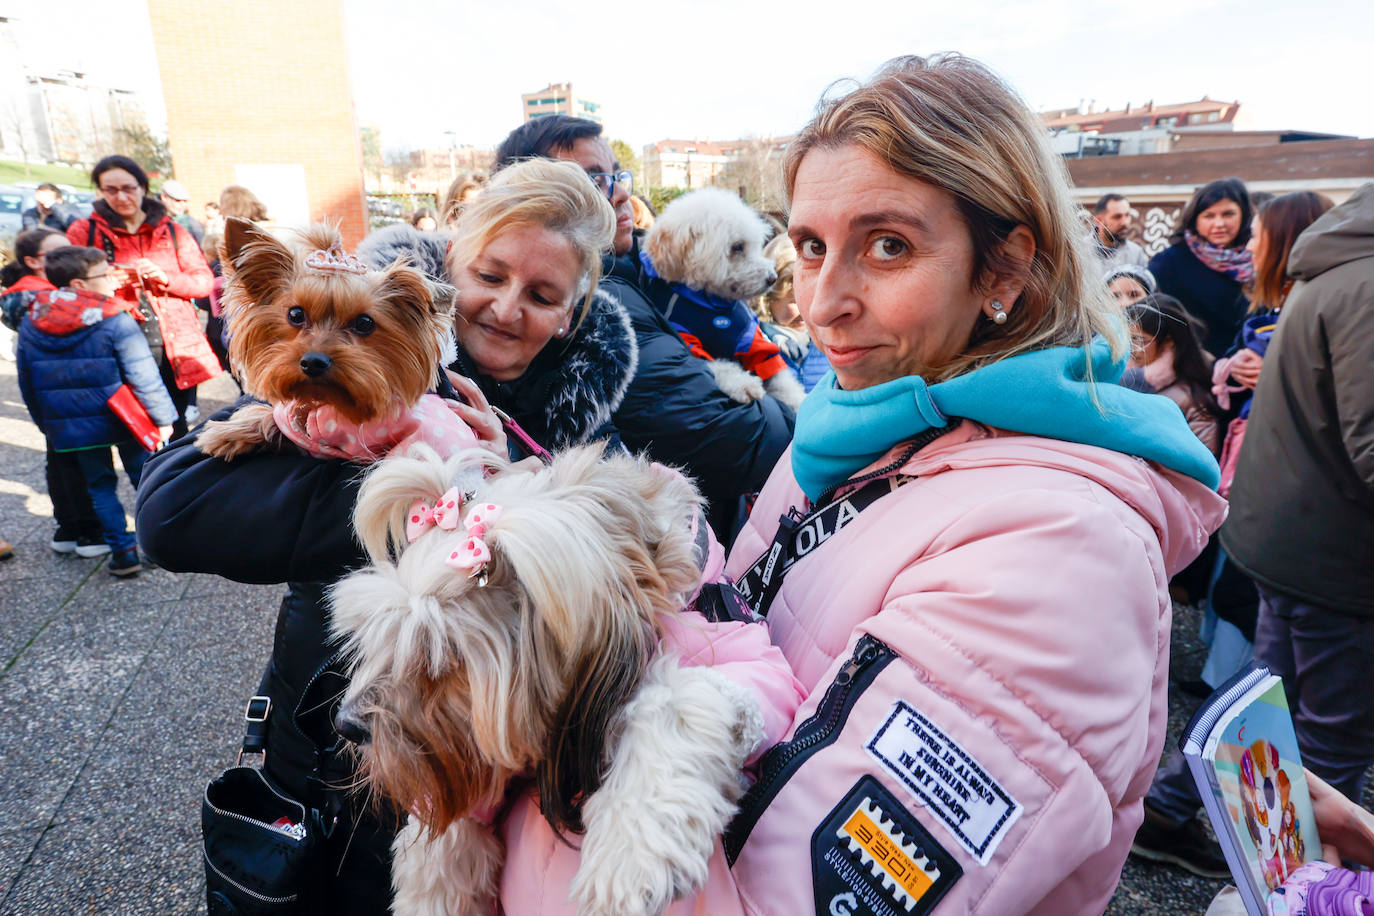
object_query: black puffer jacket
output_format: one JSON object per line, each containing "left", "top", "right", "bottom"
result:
{"left": 136, "top": 411, "right": 391, "bottom": 913}
{"left": 358, "top": 224, "right": 637, "bottom": 457}
{"left": 604, "top": 234, "right": 795, "bottom": 540}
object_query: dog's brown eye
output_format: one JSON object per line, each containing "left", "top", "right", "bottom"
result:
{"left": 286, "top": 306, "right": 306, "bottom": 326}
{"left": 730, "top": 242, "right": 745, "bottom": 256}
{"left": 350, "top": 314, "right": 376, "bottom": 336}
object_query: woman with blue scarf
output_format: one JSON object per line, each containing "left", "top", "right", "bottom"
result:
{"left": 494, "top": 55, "right": 1228, "bottom": 914}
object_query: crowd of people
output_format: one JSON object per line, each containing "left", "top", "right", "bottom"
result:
{"left": 2, "top": 51, "right": 1372, "bottom": 915}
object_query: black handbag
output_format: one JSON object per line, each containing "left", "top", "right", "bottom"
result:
{"left": 201, "top": 677, "right": 320, "bottom": 915}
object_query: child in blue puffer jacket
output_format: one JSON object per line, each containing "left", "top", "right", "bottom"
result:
{"left": 16, "top": 246, "right": 176, "bottom": 577}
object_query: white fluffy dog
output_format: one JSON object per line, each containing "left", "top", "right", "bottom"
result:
{"left": 329, "top": 444, "right": 764, "bottom": 916}
{"left": 645, "top": 188, "right": 805, "bottom": 409}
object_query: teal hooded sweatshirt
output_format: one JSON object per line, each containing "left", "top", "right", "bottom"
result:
{"left": 790, "top": 338, "right": 1221, "bottom": 502}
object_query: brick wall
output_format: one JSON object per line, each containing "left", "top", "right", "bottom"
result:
{"left": 146, "top": 0, "right": 367, "bottom": 246}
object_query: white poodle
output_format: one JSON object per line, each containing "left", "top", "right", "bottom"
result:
{"left": 644, "top": 189, "right": 805, "bottom": 408}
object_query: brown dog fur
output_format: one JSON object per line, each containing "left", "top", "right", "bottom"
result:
{"left": 197, "top": 218, "right": 452, "bottom": 459}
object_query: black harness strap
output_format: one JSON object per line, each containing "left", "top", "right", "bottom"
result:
{"left": 734, "top": 424, "right": 954, "bottom": 619}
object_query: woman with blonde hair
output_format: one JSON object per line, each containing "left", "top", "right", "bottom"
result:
{"left": 753, "top": 234, "right": 830, "bottom": 391}
{"left": 496, "top": 54, "right": 1232, "bottom": 914}
{"left": 360, "top": 157, "right": 637, "bottom": 458}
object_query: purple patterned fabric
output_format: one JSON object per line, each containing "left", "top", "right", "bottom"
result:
{"left": 1185, "top": 229, "right": 1255, "bottom": 283}
{"left": 1270, "top": 862, "right": 1374, "bottom": 916}
{"left": 1309, "top": 866, "right": 1374, "bottom": 916}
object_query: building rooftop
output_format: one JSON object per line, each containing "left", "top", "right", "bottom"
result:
{"left": 1044, "top": 97, "right": 1239, "bottom": 133}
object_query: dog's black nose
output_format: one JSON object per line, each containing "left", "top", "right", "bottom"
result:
{"left": 334, "top": 708, "right": 370, "bottom": 745}
{"left": 300, "top": 352, "right": 332, "bottom": 377}
{"left": 766, "top": 271, "right": 778, "bottom": 287}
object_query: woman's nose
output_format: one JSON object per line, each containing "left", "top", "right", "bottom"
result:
{"left": 488, "top": 288, "right": 520, "bottom": 323}
{"left": 803, "top": 257, "right": 858, "bottom": 327}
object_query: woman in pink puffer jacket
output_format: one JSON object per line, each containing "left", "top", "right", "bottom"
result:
{"left": 497, "top": 55, "right": 1228, "bottom": 915}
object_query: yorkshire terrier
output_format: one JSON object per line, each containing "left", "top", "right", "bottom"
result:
{"left": 197, "top": 217, "right": 476, "bottom": 462}
{"left": 329, "top": 444, "right": 774, "bottom": 916}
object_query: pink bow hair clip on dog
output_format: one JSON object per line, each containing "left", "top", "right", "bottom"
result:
{"left": 405, "top": 487, "right": 464, "bottom": 542}
{"left": 445, "top": 503, "right": 503, "bottom": 582}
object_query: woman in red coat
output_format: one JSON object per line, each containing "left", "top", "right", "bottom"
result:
{"left": 68, "top": 155, "right": 221, "bottom": 438}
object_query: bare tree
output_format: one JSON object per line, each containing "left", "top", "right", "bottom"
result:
{"left": 715, "top": 136, "right": 786, "bottom": 214}
{"left": 2, "top": 98, "right": 32, "bottom": 178}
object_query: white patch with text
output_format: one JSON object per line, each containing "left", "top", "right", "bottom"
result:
{"left": 867, "top": 700, "right": 1022, "bottom": 866}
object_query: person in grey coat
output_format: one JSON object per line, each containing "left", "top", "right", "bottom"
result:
{"left": 1221, "top": 181, "right": 1374, "bottom": 801}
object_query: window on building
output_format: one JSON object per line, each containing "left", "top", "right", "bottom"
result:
{"left": 1208, "top": 112, "right": 1220, "bottom": 122}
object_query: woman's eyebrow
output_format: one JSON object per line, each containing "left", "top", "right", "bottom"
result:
{"left": 852, "top": 210, "right": 932, "bottom": 235}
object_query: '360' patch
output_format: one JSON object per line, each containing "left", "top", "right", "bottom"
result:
{"left": 811, "top": 776, "right": 961, "bottom": 915}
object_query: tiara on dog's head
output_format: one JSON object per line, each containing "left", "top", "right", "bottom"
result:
{"left": 304, "top": 241, "right": 369, "bottom": 276}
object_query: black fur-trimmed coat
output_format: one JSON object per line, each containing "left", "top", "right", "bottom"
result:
{"left": 358, "top": 224, "right": 637, "bottom": 456}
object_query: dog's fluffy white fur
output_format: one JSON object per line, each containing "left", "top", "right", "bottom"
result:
{"left": 330, "top": 443, "right": 764, "bottom": 916}
{"left": 645, "top": 190, "right": 804, "bottom": 410}
{"left": 645, "top": 188, "right": 776, "bottom": 302}
{"left": 572, "top": 657, "right": 763, "bottom": 916}
{"left": 390, "top": 816, "right": 502, "bottom": 916}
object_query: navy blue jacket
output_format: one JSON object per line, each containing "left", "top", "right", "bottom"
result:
{"left": 17, "top": 289, "right": 176, "bottom": 450}
{"left": 604, "top": 234, "right": 795, "bottom": 540}
{"left": 1148, "top": 242, "right": 1250, "bottom": 357}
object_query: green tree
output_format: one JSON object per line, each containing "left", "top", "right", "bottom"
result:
{"left": 115, "top": 125, "right": 173, "bottom": 177}
{"left": 609, "top": 138, "right": 642, "bottom": 186}
{"left": 642, "top": 185, "right": 687, "bottom": 214}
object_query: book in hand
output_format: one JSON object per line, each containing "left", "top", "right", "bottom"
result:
{"left": 107, "top": 384, "right": 163, "bottom": 452}
{"left": 1182, "top": 663, "right": 1321, "bottom": 915}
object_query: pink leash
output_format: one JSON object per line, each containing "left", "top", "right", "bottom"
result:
{"left": 491, "top": 406, "right": 554, "bottom": 464}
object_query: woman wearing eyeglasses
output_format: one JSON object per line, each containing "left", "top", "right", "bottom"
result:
{"left": 67, "top": 155, "right": 221, "bottom": 440}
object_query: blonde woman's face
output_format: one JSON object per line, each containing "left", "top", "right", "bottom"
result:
{"left": 788, "top": 145, "right": 985, "bottom": 390}
{"left": 454, "top": 224, "right": 579, "bottom": 382}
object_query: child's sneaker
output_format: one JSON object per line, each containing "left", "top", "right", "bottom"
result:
{"left": 50, "top": 528, "right": 79, "bottom": 554}
{"left": 108, "top": 549, "right": 142, "bottom": 577}
{"left": 75, "top": 536, "right": 111, "bottom": 558}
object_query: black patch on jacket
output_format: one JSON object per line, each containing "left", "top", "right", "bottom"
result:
{"left": 812, "top": 776, "right": 962, "bottom": 916}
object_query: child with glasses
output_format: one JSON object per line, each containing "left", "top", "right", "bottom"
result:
{"left": 16, "top": 246, "right": 176, "bottom": 577}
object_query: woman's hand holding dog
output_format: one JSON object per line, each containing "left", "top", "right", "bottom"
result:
{"left": 444, "top": 370, "right": 507, "bottom": 456}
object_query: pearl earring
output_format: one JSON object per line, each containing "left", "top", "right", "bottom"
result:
{"left": 556, "top": 327, "right": 566, "bottom": 337}
{"left": 991, "top": 300, "right": 1008, "bottom": 325}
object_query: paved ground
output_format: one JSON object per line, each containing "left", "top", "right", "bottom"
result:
{"left": 0, "top": 356, "right": 1250, "bottom": 914}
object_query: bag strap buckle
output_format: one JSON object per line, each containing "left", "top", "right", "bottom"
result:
{"left": 238, "top": 695, "right": 272, "bottom": 767}
{"left": 244, "top": 695, "right": 271, "bottom": 723}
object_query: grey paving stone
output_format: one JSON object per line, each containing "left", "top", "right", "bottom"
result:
{"left": 0, "top": 600, "right": 173, "bottom": 828}
{"left": 0, "top": 816, "right": 201, "bottom": 915}
{"left": 0, "top": 827, "right": 42, "bottom": 900}
{"left": 0, "top": 573, "right": 91, "bottom": 673}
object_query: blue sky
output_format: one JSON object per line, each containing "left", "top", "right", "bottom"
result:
{"left": 9, "top": 0, "right": 1372, "bottom": 155}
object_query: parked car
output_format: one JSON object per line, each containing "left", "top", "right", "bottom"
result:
{"left": 64, "top": 189, "right": 94, "bottom": 218}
